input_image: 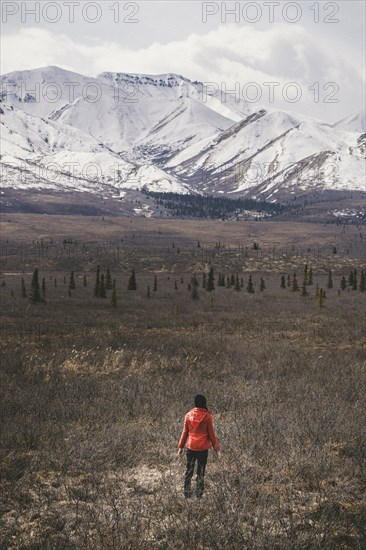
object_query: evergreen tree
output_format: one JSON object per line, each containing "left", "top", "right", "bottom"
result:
{"left": 291, "top": 273, "right": 299, "bottom": 292}
{"left": 106, "top": 268, "right": 112, "bottom": 289}
{"left": 191, "top": 274, "right": 199, "bottom": 288}
{"left": 42, "top": 277, "right": 46, "bottom": 300}
{"left": 230, "top": 274, "right": 235, "bottom": 287}
{"left": 340, "top": 276, "right": 347, "bottom": 290}
{"left": 301, "top": 280, "right": 308, "bottom": 296}
{"left": 191, "top": 285, "right": 199, "bottom": 300}
{"left": 280, "top": 275, "right": 286, "bottom": 289}
{"left": 21, "top": 278, "right": 27, "bottom": 298}
{"left": 316, "top": 283, "right": 319, "bottom": 299}
{"left": 29, "top": 268, "right": 42, "bottom": 303}
{"left": 153, "top": 275, "right": 157, "bottom": 291}
{"left": 147, "top": 285, "right": 151, "bottom": 299}
{"left": 174, "top": 280, "right": 178, "bottom": 290}
{"left": 202, "top": 272, "right": 207, "bottom": 289}
{"left": 127, "top": 269, "right": 137, "bottom": 290}
{"left": 234, "top": 275, "right": 241, "bottom": 292}
{"left": 54, "top": 278, "right": 57, "bottom": 287}
{"left": 94, "top": 266, "right": 101, "bottom": 297}
{"left": 247, "top": 275, "right": 255, "bottom": 293}
{"left": 240, "top": 277, "right": 244, "bottom": 288}
{"left": 327, "top": 270, "right": 333, "bottom": 289}
{"left": 206, "top": 268, "right": 215, "bottom": 292}
{"left": 352, "top": 269, "right": 358, "bottom": 290}
{"left": 111, "top": 282, "right": 117, "bottom": 307}
{"left": 100, "top": 274, "right": 107, "bottom": 298}
{"left": 69, "top": 270, "right": 76, "bottom": 290}
{"left": 83, "top": 275, "right": 87, "bottom": 287}
{"left": 287, "top": 274, "right": 291, "bottom": 287}
{"left": 226, "top": 276, "right": 231, "bottom": 289}
{"left": 308, "top": 268, "right": 313, "bottom": 285}
{"left": 359, "top": 269, "right": 365, "bottom": 292}
{"left": 348, "top": 270, "right": 354, "bottom": 287}
{"left": 318, "top": 287, "right": 325, "bottom": 308}
{"left": 303, "top": 263, "right": 309, "bottom": 285}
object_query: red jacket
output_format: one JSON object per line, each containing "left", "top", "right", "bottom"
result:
{"left": 178, "top": 407, "right": 220, "bottom": 452}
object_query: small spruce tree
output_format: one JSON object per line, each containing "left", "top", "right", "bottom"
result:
{"left": 301, "top": 281, "right": 309, "bottom": 297}
{"left": 42, "top": 277, "right": 46, "bottom": 300}
{"left": 247, "top": 275, "right": 255, "bottom": 293}
{"left": 327, "top": 270, "right": 333, "bottom": 289}
{"left": 291, "top": 273, "right": 299, "bottom": 292}
{"left": 191, "top": 286, "right": 199, "bottom": 300}
{"left": 21, "top": 278, "right": 27, "bottom": 298}
{"left": 340, "top": 276, "right": 347, "bottom": 290}
{"left": 83, "top": 275, "right": 87, "bottom": 287}
{"left": 234, "top": 275, "right": 241, "bottom": 292}
{"left": 280, "top": 275, "right": 286, "bottom": 289}
{"left": 94, "top": 266, "right": 101, "bottom": 297}
{"left": 29, "top": 268, "right": 42, "bottom": 304}
{"left": 99, "top": 274, "right": 107, "bottom": 298}
{"left": 69, "top": 270, "right": 76, "bottom": 290}
{"left": 359, "top": 269, "right": 365, "bottom": 292}
{"left": 352, "top": 269, "right": 358, "bottom": 290}
{"left": 318, "top": 288, "right": 325, "bottom": 308}
{"left": 127, "top": 269, "right": 137, "bottom": 290}
{"left": 206, "top": 268, "right": 215, "bottom": 292}
{"left": 260, "top": 277, "right": 265, "bottom": 292}
{"left": 153, "top": 275, "right": 157, "bottom": 291}
{"left": 308, "top": 268, "right": 313, "bottom": 285}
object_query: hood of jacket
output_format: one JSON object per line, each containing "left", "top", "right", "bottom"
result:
{"left": 187, "top": 407, "right": 210, "bottom": 429}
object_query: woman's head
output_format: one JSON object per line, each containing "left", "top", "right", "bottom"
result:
{"left": 194, "top": 394, "right": 207, "bottom": 409}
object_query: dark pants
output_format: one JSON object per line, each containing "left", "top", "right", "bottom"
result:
{"left": 184, "top": 449, "right": 208, "bottom": 498}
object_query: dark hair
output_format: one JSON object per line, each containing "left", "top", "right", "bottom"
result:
{"left": 194, "top": 394, "right": 207, "bottom": 409}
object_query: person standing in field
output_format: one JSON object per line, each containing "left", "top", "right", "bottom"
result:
{"left": 178, "top": 394, "right": 221, "bottom": 499}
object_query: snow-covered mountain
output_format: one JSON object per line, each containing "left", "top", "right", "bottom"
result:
{"left": 333, "top": 110, "right": 366, "bottom": 134}
{"left": 1, "top": 66, "right": 365, "bottom": 206}
{"left": 0, "top": 102, "right": 191, "bottom": 194}
{"left": 166, "top": 109, "right": 366, "bottom": 199}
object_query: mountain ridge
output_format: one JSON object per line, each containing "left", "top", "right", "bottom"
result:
{"left": 1, "top": 65, "right": 365, "bottom": 214}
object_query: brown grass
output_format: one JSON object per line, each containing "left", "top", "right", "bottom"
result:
{"left": 0, "top": 216, "right": 365, "bottom": 549}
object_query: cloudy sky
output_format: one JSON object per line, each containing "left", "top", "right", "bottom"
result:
{"left": 1, "top": 0, "right": 365, "bottom": 122}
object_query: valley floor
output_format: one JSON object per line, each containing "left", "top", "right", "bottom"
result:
{"left": 0, "top": 216, "right": 365, "bottom": 549}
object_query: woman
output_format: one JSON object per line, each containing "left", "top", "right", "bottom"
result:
{"left": 178, "top": 394, "right": 221, "bottom": 499}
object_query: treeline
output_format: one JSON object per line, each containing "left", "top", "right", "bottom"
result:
{"left": 145, "top": 191, "right": 286, "bottom": 219}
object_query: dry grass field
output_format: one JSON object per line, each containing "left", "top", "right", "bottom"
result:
{"left": 1, "top": 215, "right": 365, "bottom": 549}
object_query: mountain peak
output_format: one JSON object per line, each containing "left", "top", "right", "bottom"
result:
{"left": 98, "top": 71, "right": 198, "bottom": 88}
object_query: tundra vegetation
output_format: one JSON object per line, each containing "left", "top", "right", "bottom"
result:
{"left": 0, "top": 215, "right": 365, "bottom": 549}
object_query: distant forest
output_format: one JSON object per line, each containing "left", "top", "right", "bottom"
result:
{"left": 145, "top": 191, "right": 287, "bottom": 220}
